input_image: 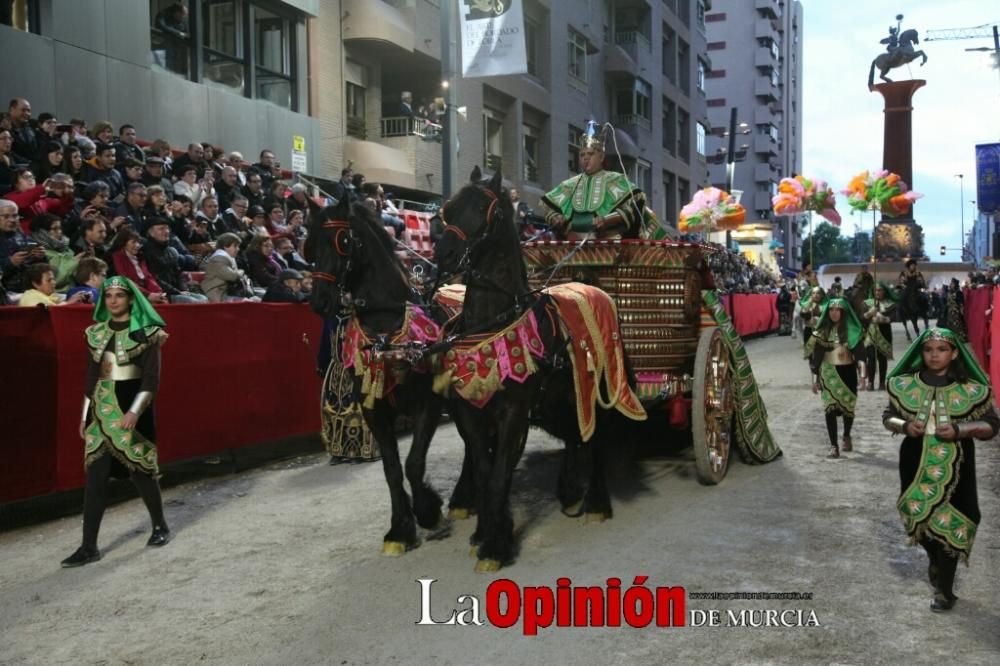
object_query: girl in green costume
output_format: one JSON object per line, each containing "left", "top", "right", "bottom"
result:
{"left": 809, "top": 298, "right": 867, "bottom": 458}
{"left": 861, "top": 282, "right": 897, "bottom": 391}
{"left": 882, "top": 327, "right": 998, "bottom": 612}
{"left": 61, "top": 276, "right": 172, "bottom": 567}
{"left": 799, "top": 286, "right": 826, "bottom": 352}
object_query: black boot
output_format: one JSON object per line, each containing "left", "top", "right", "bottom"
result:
{"left": 929, "top": 543, "right": 959, "bottom": 612}
{"left": 147, "top": 525, "right": 171, "bottom": 547}
{"left": 61, "top": 545, "right": 102, "bottom": 568}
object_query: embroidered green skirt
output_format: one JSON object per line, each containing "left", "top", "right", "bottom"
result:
{"left": 819, "top": 362, "right": 857, "bottom": 417}
{"left": 84, "top": 378, "right": 158, "bottom": 477}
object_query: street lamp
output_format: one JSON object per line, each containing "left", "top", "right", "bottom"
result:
{"left": 955, "top": 174, "right": 965, "bottom": 261}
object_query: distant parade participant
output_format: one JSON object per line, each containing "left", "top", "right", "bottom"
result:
{"left": 862, "top": 282, "right": 898, "bottom": 390}
{"left": 539, "top": 121, "right": 646, "bottom": 241}
{"left": 809, "top": 298, "right": 866, "bottom": 458}
{"left": 61, "top": 276, "right": 171, "bottom": 567}
{"left": 883, "top": 328, "right": 998, "bottom": 611}
{"left": 799, "top": 286, "right": 826, "bottom": 349}
{"left": 937, "top": 277, "right": 967, "bottom": 342}
{"left": 797, "top": 261, "right": 819, "bottom": 294}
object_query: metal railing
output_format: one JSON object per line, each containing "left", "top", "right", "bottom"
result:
{"left": 380, "top": 116, "right": 444, "bottom": 140}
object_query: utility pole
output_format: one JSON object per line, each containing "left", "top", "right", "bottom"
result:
{"left": 725, "top": 107, "right": 737, "bottom": 249}
{"left": 440, "top": 1, "right": 459, "bottom": 198}
{"left": 956, "top": 173, "right": 965, "bottom": 261}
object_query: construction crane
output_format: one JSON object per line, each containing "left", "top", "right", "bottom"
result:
{"left": 924, "top": 23, "right": 999, "bottom": 62}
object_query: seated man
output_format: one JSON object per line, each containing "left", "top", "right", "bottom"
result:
{"left": 18, "top": 262, "right": 89, "bottom": 307}
{"left": 262, "top": 268, "right": 307, "bottom": 303}
{"left": 66, "top": 257, "right": 108, "bottom": 303}
{"left": 0, "top": 199, "right": 47, "bottom": 293}
{"left": 141, "top": 217, "right": 208, "bottom": 303}
{"left": 538, "top": 122, "right": 646, "bottom": 241}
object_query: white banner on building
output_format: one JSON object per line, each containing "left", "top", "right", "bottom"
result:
{"left": 459, "top": 0, "right": 528, "bottom": 78}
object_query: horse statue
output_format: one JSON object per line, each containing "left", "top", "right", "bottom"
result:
{"left": 896, "top": 266, "right": 930, "bottom": 342}
{"left": 433, "top": 167, "right": 647, "bottom": 572}
{"left": 868, "top": 27, "right": 927, "bottom": 89}
{"left": 306, "top": 198, "right": 471, "bottom": 556}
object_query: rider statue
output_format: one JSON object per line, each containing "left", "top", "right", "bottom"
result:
{"left": 880, "top": 15, "right": 903, "bottom": 54}
{"left": 539, "top": 121, "right": 647, "bottom": 241}
{"left": 868, "top": 13, "right": 927, "bottom": 88}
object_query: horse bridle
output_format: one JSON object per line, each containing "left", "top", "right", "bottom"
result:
{"left": 438, "top": 185, "right": 504, "bottom": 281}
{"left": 312, "top": 219, "right": 356, "bottom": 305}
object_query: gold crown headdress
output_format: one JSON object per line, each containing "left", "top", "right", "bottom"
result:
{"left": 579, "top": 120, "right": 606, "bottom": 151}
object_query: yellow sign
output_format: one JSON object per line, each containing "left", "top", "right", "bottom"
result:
{"left": 293, "top": 135, "right": 305, "bottom": 152}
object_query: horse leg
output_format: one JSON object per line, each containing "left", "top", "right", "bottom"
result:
{"left": 450, "top": 401, "right": 491, "bottom": 549}
{"left": 367, "top": 403, "right": 418, "bottom": 555}
{"left": 448, "top": 440, "right": 478, "bottom": 519}
{"left": 902, "top": 318, "right": 912, "bottom": 342}
{"left": 581, "top": 416, "right": 613, "bottom": 522}
{"left": 557, "top": 432, "right": 586, "bottom": 516}
{"left": 911, "top": 315, "right": 921, "bottom": 337}
{"left": 405, "top": 391, "right": 445, "bottom": 530}
{"left": 475, "top": 399, "right": 531, "bottom": 572}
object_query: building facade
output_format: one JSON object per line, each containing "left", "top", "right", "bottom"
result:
{"left": 703, "top": 0, "right": 804, "bottom": 271}
{"left": 1, "top": 0, "right": 320, "bottom": 174}
{"left": 311, "top": 0, "right": 712, "bottom": 220}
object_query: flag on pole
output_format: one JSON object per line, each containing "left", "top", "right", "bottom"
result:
{"left": 459, "top": 0, "right": 528, "bottom": 78}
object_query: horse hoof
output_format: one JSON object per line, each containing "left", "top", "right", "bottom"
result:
{"left": 561, "top": 501, "right": 584, "bottom": 518}
{"left": 469, "top": 546, "right": 479, "bottom": 558}
{"left": 449, "top": 507, "right": 471, "bottom": 520}
{"left": 475, "top": 558, "right": 502, "bottom": 573}
{"left": 585, "top": 512, "right": 609, "bottom": 523}
{"left": 381, "top": 541, "right": 408, "bottom": 557}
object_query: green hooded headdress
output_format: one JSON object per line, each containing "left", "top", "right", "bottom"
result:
{"left": 93, "top": 275, "right": 166, "bottom": 341}
{"left": 871, "top": 280, "right": 899, "bottom": 303}
{"left": 887, "top": 327, "right": 990, "bottom": 386}
{"left": 814, "top": 297, "right": 864, "bottom": 349}
{"left": 799, "top": 285, "right": 826, "bottom": 307}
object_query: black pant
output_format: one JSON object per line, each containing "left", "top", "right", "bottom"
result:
{"left": 866, "top": 346, "right": 889, "bottom": 385}
{"left": 81, "top": 450, "right": 167, "bottom": 549}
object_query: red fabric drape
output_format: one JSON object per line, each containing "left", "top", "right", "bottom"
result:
{"left": 1, "top": 304, "right": 323, "bottom": 503}
{"left": 963, "top": 287, "right": 992, "bottom": 370}
{"left": 991, "top": 290, "right": 1000, "bottom": 408}
{"left": 729, "top": 293, "right": 779, "bottom": 337}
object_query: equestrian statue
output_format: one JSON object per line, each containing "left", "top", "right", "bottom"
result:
{"left": 868, "top": 14, "right": 928, "bottom": 90}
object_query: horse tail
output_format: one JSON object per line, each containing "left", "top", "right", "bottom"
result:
{"left": 868, "top": 59, "right": 877, "bottom": 89}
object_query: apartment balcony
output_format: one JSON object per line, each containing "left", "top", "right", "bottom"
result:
{"left": 342, "top": 0, "right": 415, "bottom": 52}
{"left": 754, "top": 105, "right": 778, "bottom": 124}
{"left": 604, "top": 43, "right": 640, "bottom": 77}
{"left": 754, "top": 76, "right": 779, "bottom": 101}
{"left": 754, "top": 0, "right": 779, "bottom": 19}
{"left": 754, "top": 162, "right": 775, "bottom": 181}
{"left": 754, "top": 17, "right": 778, "bottom": 42}
{"left": 753, "top": 134, "right": 778, "bottom": 156}
{"left": 614, "top": 113, "right": 653, "bottom": 136}
{"left": 344, "top": 116, "right": 443, "bottom": 194}
{"left": 753, "top": 190, "right": 774, "bottom": 211}
{"left": 754, "top": 47, "right": 776, "bottom": 68}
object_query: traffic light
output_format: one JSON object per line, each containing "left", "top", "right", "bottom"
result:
{"left": 940, "top": 245, "right": 946, "bottom": 256}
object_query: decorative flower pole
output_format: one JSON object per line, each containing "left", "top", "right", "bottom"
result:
{"left": 842, "top": 169, "right": 923, "bottom": 282}
{"left": 771, "top": 175, "right": 841, "bottom": 268}
{"left": 679, "top": 187, "right": 746, "bottom": 237}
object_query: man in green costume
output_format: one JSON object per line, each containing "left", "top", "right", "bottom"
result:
{"left": 539, "top": 122, "right": 647, "bottom": 241}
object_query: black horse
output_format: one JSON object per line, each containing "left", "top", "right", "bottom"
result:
{"left": 307, "top": 200, "right": 464, "bottom": 555}
{"left": 434, "top": 168, "right": 640, "bottom": 572}
{"left": 897, "top": 269, "right": 929, "bottom": 342}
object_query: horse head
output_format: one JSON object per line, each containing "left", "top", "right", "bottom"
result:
{"left": 433, "top": 166, "right": 517, "bottom": 279}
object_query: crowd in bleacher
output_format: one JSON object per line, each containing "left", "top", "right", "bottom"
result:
{"left": 703, "top": 241, "right": 779, "bottom": 294}
{"left": 0, "top": 96, "right": 416, "bottom": 308}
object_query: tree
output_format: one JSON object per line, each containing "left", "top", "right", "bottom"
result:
{"left": 802, "top": 221, "right": 852, "bottom": 266}
{"left": 852, "top": 231, "right": 873, "bottom": 262}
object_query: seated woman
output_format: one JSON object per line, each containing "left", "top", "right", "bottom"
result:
{"left": 108, "top": 229, "right": 168, "bottom": 304}
{"left": 202, "top": 232, "right": 255, "bottom": 302}
{"left": 245, "top": 234, "right": 282, "bottom": 289}
{"left": 34, "top": 141, "right": 66, "bottom": 181}
{"left": 30, "top": 213, "right": 84, "bottom": 289}
{"left": 18, "top": 262, "right": 89, "bottom": 307}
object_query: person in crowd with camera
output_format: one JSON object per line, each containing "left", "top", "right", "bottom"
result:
{"left": 109, "top": 228, "right": 168, "bottom": 304}
{"left": 30, "top": 213, "right": 86, "bottom": 289}
{"left": 67, "top": 257, "right": 108, "bottom": 303}
{"left": 61, "top": 275, "right": 171, "bottom": 567}
{"left": 5, "top": 170, "right": 76, "bottom": 233}
{"left": 251, "top": 149, "right": 281, "bottom": 191}
{"left": 173, "top": 164, "right": 213, "bottom": 210}
{"left": 72, "top": 216, "right": 110, "bottom": 266}
{"left": 0, "top": 198, "right": 47, "bottom": 293}
{"left": 273, "top": 234, "right": 308, "bottom": 272}
{"left": 66, "top": 181, "right": 116, "bottom": 240}
{"left": 202, "top": 232, "right": 255, "bottom": 302}
{"left": 141, "top": 218, "right": 208, "bottom": 304}
{"left": 114, "top": 182, "right": 150, "bottom": 234}
{"left": 18, "top": 262, "right": 90, "bottom": 307}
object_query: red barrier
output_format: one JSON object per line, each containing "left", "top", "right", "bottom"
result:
{"left": 1, "top": 304, "right": 323, "bottom": 503}
{"left": 963, "top": 287, "right": 992, "bottom": 370}
{"left": 991, "top": 290, "right": 1000, "bottom": 407}
{"left": 729, "top": 293, "right": 779, "bottom": 337}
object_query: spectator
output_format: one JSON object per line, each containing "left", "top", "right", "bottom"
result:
{"left": 62, "top": 144, "right": 84, "bottom": 183}
{"left": 119, "top": 158, "right": 145, "bottom": 187}
{"left": 262, "top": 179, "right": 288, "bottom": 215}
{"left": 286, "top": 208, "right": 307, "bottom": 246}
{"left": 0, "top": 128, "right": 19, "bottom": 195}
{"left": 90, "top": 121, "right": 114, "bottom": 146}
{"left": 206, "top": 144, "right": 226, "bottom": 177}
{"left": 33, "top": 112, "right": 62, "bottom": 152}
{"left": 286, "top": 182, "right": 310, "bottom": 218}
{"left": 6, "top": 171, "right": 76, "bottom": 233}
{"left": 228, "top": 151, "right": 247, "bottom": 185}
{"left": 398, "top": 91, "right": 416, "bottom": 118}
{"left": 1, "top": 198, "right": 46, "bottom": 292}
{"left": 146, "top": 139, "right": 173, "bottom": 175}
{"left": 265, "top": 203, "right": 290, "bottom": 238}
{"left": 112, "top": 124, "right": 144, "bottom": 165}
{"left": 242, "top": 170, "right": 265, "bottom": 209}
{"left": 114, "top": 182, "right": 150, "bottom": 234}
{"left": 273, "top": 235, "right": 309, "bottom": 271}
{"left": 67, "top": 119, "right": 96, "bottom": 159}
{"left": 172, "top": 142, "right": 207, "bottom": 179}
{"left": 154, "top": 2, "right": 190, "bottom": 75}
{"left": 67, "top": 181, "right": 117, "bottom": 241}
{"left": 140, "top": 156, "right": 172, "bottom": 194}
{"left": 81, "top": 142, "right": 125, "bottom": 202}
{"left": 173, "top": 164, "right": 213, "bottom": 209}
{"left": 330, "top": 167, "right": 358, "bottom": 206}
{"left": 72, "top": 216, "right": 110, "bottom": 265}
{"left": 18, "top": 262, "right": 89, "bottom": 307}
{"left": 362, "top": 182, "right": 405, "bottom": 236}
{"left": 263, "top": 268, "right": 307, "bottom": 303}
{"left": 202, "top": 232, "right": 253, "bottom": 302}
{"left": 33, "top": 141, "right": 65, "bottom": 180}
{"left": 246, "top": 234, "right": 281, "bottom": 288}
{"left": 215, "top": 165, "right": 240, "bottom": 210}
{"left": 108, "top": 228, "right": 167, "bottom": 302}
{"left": 351, "top": 173, "right": 366, "bottom": 198}
{"left": 246, "top": 205, "right": 270, "bottom": 241}
{"left": 142, "top": 218, "right": 208, "bottom": 303}
{"left": 221, "top": 195, "right": 251, "bottom": 239}
{"left": 185, "top": 216, "right": 215, "bottom": 259}
{"left": 195, "top": 196, "right": 225, "bottom": 239}
{"left": 251, "top": 149, "right": 281, "bottom": 190}
{"left": 66, "top": 257, "right": 108, "bottom": 303}
{"left": 143, "top": 184, "right": 169, "bottom": 220}
{"left": 166, "top": 193, "right": 192, "bottom": 239}
{"left": 7, "top": 98, "right": 36, "bottom": 163}
{"left": 30, "top": 213, "right": 84, "bottom": 288}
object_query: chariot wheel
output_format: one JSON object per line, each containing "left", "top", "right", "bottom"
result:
{"left": 691, "top": 327, "right": 735, "bottom": 485}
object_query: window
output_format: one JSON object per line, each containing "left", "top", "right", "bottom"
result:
{"left": 569, "top": 28, "right": 588, "bottom": 84}
{"left": 525, "top": 19, "right": 539, "bottom": 77}
{"left": 523, "top": 124, "right": 540, "bottom": 182}
{"left": 696, "top": 59, "right": 707, "bottom": 93}
{"left": 678, "top": 177, "right": 690, "bottom": 211}
{"left": 568, "top": 125, "right": 583, "bottom": 173}
{"left": 2, "top": 0, "right": 40, "bottom": 33}
{"left": 615, "top": 78, "right": 652, "bottom": 127}
{"left": 633, "top": 159, "right": 652, "bottom": 195}
{"left": 483, "top": 108, "right": 504, "bottom": 173}
{"left": 662, "top": 99, "right": 676, "bottom": 155}
{"left": 149, "top": 0, "right": 305, "bottom": 111}
{"left": 756, "top": 123, "right": 778, "bottom": 142}
{"left": 663, "top": 170, "right": 676, "bottom": 226}
{"left": 346, "top": 82, "right": 366, "bottom": 140}
{"left": 696, "top": 1, "right": 706, "bottom": 31}
{"left": 662, "top": 24, "right": 676, "bottom": 85}
{"left": 696, "top": 122, "right": 707, "bottom": 157}
{"left": 677, "top": 109, "right": 689, "bottom": 161}
{"left": 677, "top": 39, "right": 690, "bottom": 95}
